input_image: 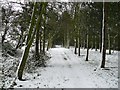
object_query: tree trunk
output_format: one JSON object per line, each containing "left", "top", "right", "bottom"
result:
{"left": 108, "top": 30, "right": 111, "bottom": 54}
{"left": 99, "top": 30, "right": 102, "bottom": 53}
{"left": 66, "top": 24, "right": 70, "bottom": 48}
{"left": 78, "top": 29, "right": 81, "bottom": 56}
{"left": 47, "top": 35, "right": 52, "bottom": 51}
{"left": 74, "top": 37, "right": 77, "bottom": 54}
{"left": 40, "top": 31, "right": 42, "bottom": 52}
{"left": 99, "top": 6, "right": 103, "bottom": 53}
{"left": 80, "top": 35, "right": 83, "bottom": 48}
{"left": 35, "top": 28, "right": 40, "bottom": 60}
{"left": 17, "top": 3, "right": 45, "bottom": 80}
{"left": 95, "top": 35, "right": 97, "bottom": 51}
{"left": 26, "top": 2, "right": 37, "bottom": 45}
{"left": 49, "top": 38, "right": 53, "bottom": 49}
{"left": 64, "top": 31, "right": 67, "bottom": 48}
{"left": 91, "top": 35, "right": 94, "bottom": 50}
{"left": 43, "top": 25, "right": 46, "bottom": 54}
{"left": 101, "top": 1, "right": 107, "bottom": 68}
{"left": 118, "top": 33, "right": 120, "bottom": 51}
{"left": 46, "top": 40, "right": 49, "bottom": 51}
{"left": 83, "top": 35, "right": 86, "bottom": 49}
{"left": 86, "top": 34, "right": 89, "bottom": 61}
{"left": 43, "top": 10, "right": 47, "bottom": 53}
{"left": 17, "top": 29, "right": 36, "bottom": 80}
{"left": 66, "top": 31, "right": 70, "bottom": 49}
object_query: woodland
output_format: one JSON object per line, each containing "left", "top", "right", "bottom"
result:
{"left": 0, "top": 1, "right": 119, "bottom": 88}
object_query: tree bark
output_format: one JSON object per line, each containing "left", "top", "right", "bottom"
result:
{"left": 17, "top": 3, "right": 45, "bottom": 80}
{"left": 78, "top": 29, "right": 81, "bottom": 56}
{"left": 66, "top": 30, "right": 70, "bottom": 49}
{"left": 99, "top": 29, "right": 102, "bottom": 53}
{"left": 18, "top": 29, "right": 36, "bottom": 80}
{"left": 95, "top": 35, "right": 97, "bottom": 51}
{"left": 86, "top": 34, "right": 89, "bottom": 61}
{"left": 74, "top": 37, "right": 77, "bottom": 54}
{"left": 35, "top": 28, "right": 40, "bottom": 60}
{"left": 43, "top": 7, "right": 47, "bottom": 54}
{"left": 40, "top": 31, "right": 42, "bottom": 52}
{"left": 101, "top": 1, "right": 107, "bottom": 68}
{"left": 26, "top": 2, "right": 37, "bottom": 45}
{"left": 108, "top": 30, "right": 111, "bottom": 54}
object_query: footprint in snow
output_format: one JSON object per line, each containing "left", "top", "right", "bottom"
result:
{"left": 64, "top": 57, "right": 67, "bottom": 60}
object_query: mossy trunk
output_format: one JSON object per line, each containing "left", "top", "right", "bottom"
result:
{"left": 17, "top": 3, "right": 46, "bottom": 80}
{"left": 26, "top": 2, "right": 37, "bottom": 45}
{"left": 17, "top": 29, "right": 36, "bottom": 80}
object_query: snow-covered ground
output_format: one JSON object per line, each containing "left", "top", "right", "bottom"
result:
{"left": 13, "top": 46, "right": 118, "bottom": 88}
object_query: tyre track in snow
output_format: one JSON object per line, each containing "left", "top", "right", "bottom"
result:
{"left": 46, "top": 48, "right": 97, "bottom": 88}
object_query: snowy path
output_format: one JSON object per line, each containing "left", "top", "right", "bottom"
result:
{"left": 15, "top": 47, "right": 118, "bottom": 88}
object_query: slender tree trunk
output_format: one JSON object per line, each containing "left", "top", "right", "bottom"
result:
{"left": 112, "top": 39, "right": 115, "bottom": 53}
{"left": 86, "top": 34, "right": 89, "bottom": 61}
{"left": 80, "top": 35, "right": 83, "bottom": 48}
{"left": 26, "top": 2, "right": 37, "bottom": 45}
{"left": 49, "top": 38, "right": 53, "bottom": 48}
{"left": 66, "top": 31, "right": 70, "bottom": 49}
{"left": 35, "top": 28, "right": 40, "bottom": 60}
{"left": 74, "top": 37, "right": 77, "bottom": 54}
{"left": 64, "top": 32, "right": 67, "bottom": 48}
{"left": 100, "top": 28, "right": 102, "bottom": 53}
{"left": 47, "top": 40, "right": 49, "bottom": 51}
{"left": 83, "top": 35, "right": 86, "bottom": 49}
{"left": 91, "top": 35, "right": 94, "bottom": 50}
{"left": 108, "top": 30, "right": 111, "bottom": 54}
{"left": 43, "top": 24, "right": 46, "bottom": 54}
{"left": 62, "top": 36, "right": 64, "bottom": 47}
{"left": 46, "top": 35, "right": 52, "bottom": 51}
{"left": 101, "top": 1, "right": 107, "bottom": 68}
{"left": 100, "top": 6, "right": 103, "bottom": 53}
{"left": 17, "top": 3, "right": 45, "bottom": 80}
{"left": 95, "top": 35, "right": 97, "bottom": 51}
{"left": 43, "top": 7, "right": 47, "bottom": 54}
{"left": 78, "top": 29, "right": 81, "bottom": 56}
{"left": 118, "top": 32, "right": 120, "bottom": 51}
{"left": 39, "top": 31, "right": 42, "bottom": 52}
{"left": 18, "top": 29, "right": 36, "bottom": 80}
{"left": 112, "top": 36, "right": 116, "bottom": 53}
{"left": 78, "top": 42, "right": 80, "bottom": 56}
